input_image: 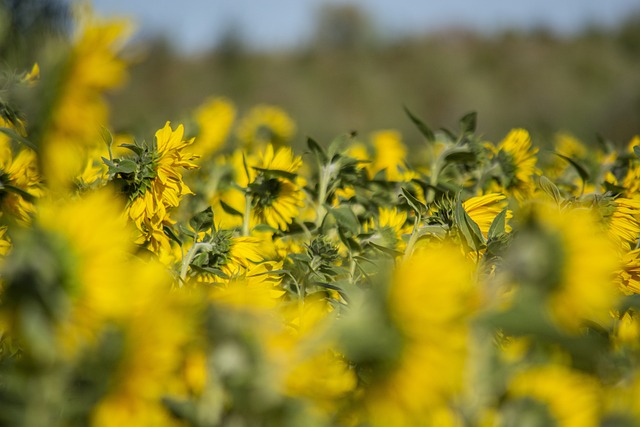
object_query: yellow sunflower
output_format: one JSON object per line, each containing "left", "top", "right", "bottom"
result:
{"left": 493, "top": 128, "right": 540, "bottom": 201}
{"left": 236, "top": 104, "right": 296, "bottom": 149}
{"left": 365, "top": 206, "right": 411, "bottom": 253}
{"left": 186, "top": 231, "right": 267, "bottom": 283}
{"left": 42, "top": 9, "right": 130, "bottom": 190}
{"left": 208, "top": 261, "right": 285, "bottom": 311}
{"left": 506, "top": 364, "right": 601, "bottom": 427}
{"left": 248, "top": 144, "right": 306, "bottom": 232}
{"left": 363, "top": 242, "right": 479, "bottom": 427}
{"left": 126, "top": 122, "right": 198, "bottom": 255}
{"left": 510, "top": 201, "right": 621, "bottom": 332}
{"left": 0, "top": 226, "right": 10, "bottom": 256}
{"left": 0, "top": 120, "right": 43, "bottom": 223}
{"left": 463, "top": 193, "right": 512, "bottom": 238}
{"left": 193, "top": 96, "right": 236, "bottom": 159}
{"left": 545, "top": 132, "right": 587, "bottom": 179}
{"left": 615, "top": 248, "right": 640, "bottom": 294}
{"left": 579, "top": 194, "right": 640, "bottom": 250}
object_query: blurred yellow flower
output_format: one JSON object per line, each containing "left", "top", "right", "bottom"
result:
{"left": 92, "top": 260, "right": 197, "bottom": 427}
{"left": 43, "top": 11, "right": 131, "bottom": 190}
{"left": 364, "top": 242, "right": 478, "bottom": 426}
{"left": 370, "top": 129, "right": 408, "bottom": 181}
{"left": 616, "top": 248, "right": 640, "bottom": 294}
{"left": 365, "top": 206, "right": 410, "bottom": 253}
{"left": 0, "top": 132, "right": 43, "bottom": 224}
{"left": 493, "top": 128, "right": 540, "bottom": 201}
{"left": 508, "top": 364, "right": 601, "bottom": 427}
{"left": 236, "top": 104, "right": 296, "bottom": 149}
{"left": 193, "top": 96, "right": 236, "bottom": 158}
{"left": 614, "top": 310, "right": 640, "bottom": 349}
{"left": 36, "top": 189, "right": 133, "bottom": 353}
{"left": 519, "top": 202, "right": 621, "bottom": 332}
{"left": 249, "top": 144, "right": 305, "bottom": 231}
{"left": 208, "top": 261, "right": 285, "bottom": 311}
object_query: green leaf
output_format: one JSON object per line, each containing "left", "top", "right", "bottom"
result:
{"left": 554, "top": 152, "right": 590, "bottom": 183}
{"left": 3, "top": 183, "right": 35, "bottom": 202}
{"left": 197, "top": 266, "right": 229, "bottom": 279}
{"left": 366, "top": 241, "right": 403, "bottom": 258}
{"left": 330, "top": 206, "right": 360, "bottom": 236}
{"left": 403, "top": 106, "right": 435, "bottom": 143}
{"left": 189, "top": 206, "right": 214, "bottom": 234}
{"left": 163, "top": 225, "right": 182, "bottom": 247}
{"left": 100, "top": 126, "right": 113, "bottom": 148}
{"left": 455, "top": 198, "right": 486, "bottom": 252}
{"left": 487, "top": 208, "right": 508, "bottom": 240}
{"left": 307, "top": 137, "right": 328, "bottom": 163}
{"left": 219, "top": 200, "right": 243, "bottom": 217}
{"left": 327, "top": 133, "right": 355, "bottom": 158}
{"left": 538, "top": 175, "right": 562, "bottom": 205}
{"left": 247, "top": 268, "right": 289, "bottom": 277}
{"left": 440, "top": 127, "right": 458, "bottom": 142}
{"left": 116, "top": 159, "right": 138, "bottom": 174}
{"left": 400, "top": 187, "right": 426, "bottom": 216}
{"left": 177, "top": 224, "right": 196, "bottom": 239}
{"left": 459, "top": 111, "right": 477, "bottom": 134}
{"left": 252, "top": 223, "right": 277, "bottom": 233}
{"left": 101, "top": 156, "right": 116, "bottom": 169}
{"left": 119, "top": 143, "right": 144, "bottom": 157}
{"left": 252, "top": 167, "right": 297, "bottom": 182}
{"left": 633, "top": 145, "right": 640, "bottom": 159}
{"left": 442, "top": 146, "right": 476, "bottom": 164}
{"left": 0, "top": 127, "right": 36, "bottom": 150}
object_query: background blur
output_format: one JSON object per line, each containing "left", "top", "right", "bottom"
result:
{"left": 7, "top": 0, "right": 640, "bottom": 147}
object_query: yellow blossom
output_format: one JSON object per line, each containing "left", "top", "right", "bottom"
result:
{"left": 493, "top": 128, "right": 540, "bottom": 201}
{"left": 42, "top": 10, "right": 131, "bottom": 190}
{"left": 193, "top": 96, "right": 236, "bottom": 158}
{"left": 236, "top": 104, "right": 296, "bottom": 149}
{"left": 508, "top": 364, "right": 601, "bottom": 427}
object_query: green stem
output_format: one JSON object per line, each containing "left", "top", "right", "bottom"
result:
{"left": 315, "top": 164, "right": 331, "bottom": 228}
{"left": 179, "top": 242, "right": 209, "bottom": 285}
{"left": 242, "top": 191, "right": 251, "bottom": 237}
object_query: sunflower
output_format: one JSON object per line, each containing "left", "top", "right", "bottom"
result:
{"left": 0, "top": 226, "right": 10, "bottom": 256}
{"left": 120, "top": 122, "right": 198, "bottom": 255}
{"left": 348, "top": 130, "right": 416, "bottom": 182}
{"left": 545, "top": 132, "right": 587, "bottom": 179}
{"left": 236, "top": 104, "right": 296, "bottom": 149}
{"left": 508, "top": 201, "right": 620, "bottom": 332}
{"left": 362, "top": 242, "right": 478, "bottom": 427}
{"left": 0, "top": 120, "right": 43, "bottom": 223}
{"left": 193, "top": 96, "right": 236, "bottom": 159}
{"left": 506, "top": 364, "right": 601, "bottom": 427}
{"left": 365, "top": 207, "right": 411, "bottom": 253}
{"left": 462, "top": 193, "right": 512, "bottom": 238}
{"left": 615, "top": 248, "right": 640, "bottom": 294}
{"left": 42, "top": 9, "right": 130, "bottom": 189}
{"left": 0, "top": 189, "right": 135, "bottom": 357}
{"left": 187, "top": 230, "right": 267, "bottom": 283}
{"left": 579, "top": 194, "right": 640, "bottom": 250}
{"left": 248, "top": 144, "right": 305, "bottom": 232}
{"left": 208, "top": 261, "right": 285, "bottom": 310}
{"left": 493, "top": 128, "right": 540, "bottom": 201}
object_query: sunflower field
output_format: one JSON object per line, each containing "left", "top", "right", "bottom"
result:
{"left": 2, "top": 4, "right": 640, "bottom": 427}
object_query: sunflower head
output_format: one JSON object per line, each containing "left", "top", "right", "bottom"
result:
{"left": 494, "top": 129, "right": 540, "bottom": 200}
{"left": 248, "top": 144, "right": 305, "bottom": 231}
{"left": 236, "top": 105, "right": 296, "bottom": 149}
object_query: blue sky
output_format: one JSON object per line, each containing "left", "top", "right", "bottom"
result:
{"left": 92, "top": 0, "right": 640, "bottom": 52}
